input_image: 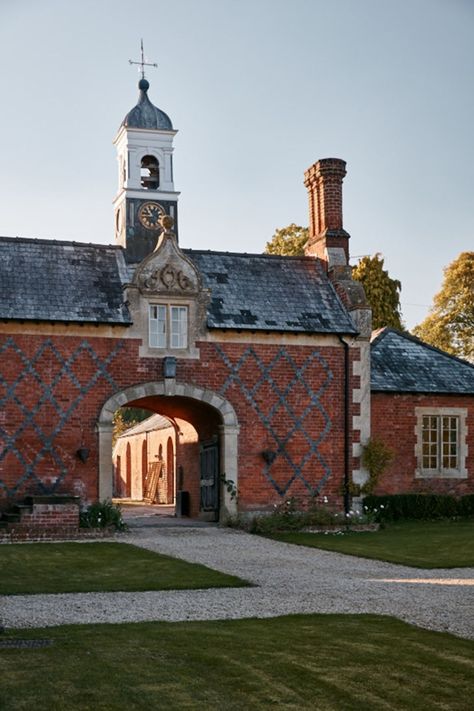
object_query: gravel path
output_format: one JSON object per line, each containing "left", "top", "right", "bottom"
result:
{"left": 2, "top": 525, "right": 473, "bottom": 639}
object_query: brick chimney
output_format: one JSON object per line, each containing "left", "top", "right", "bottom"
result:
{"left": 304, "top": 158, "right": 350, "bottom": 266}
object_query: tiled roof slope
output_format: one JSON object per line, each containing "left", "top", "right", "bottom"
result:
{"left": 117, "top": 413, "right": 173, "bottom": 439}
{"left": 371, "top": 328, "right": 474, "bottom": 394}
{"left": 0, "top": 236, "right": 131, "bottom": 325}
{"left": 0, "top": 237, "right": 356, "bottom": 334}
{"left": 184, "top": 250, "right": 357, "bottom": 334}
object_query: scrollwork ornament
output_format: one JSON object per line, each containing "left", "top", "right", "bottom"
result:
{"left": 178, "top": 271, "right": 193, "bottom": 290}
{"left": 160, "top": 265, "right": 176, "bottom": 288}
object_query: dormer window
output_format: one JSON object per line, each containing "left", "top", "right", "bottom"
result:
{"left": 149, "top": 305, "right": 188, "bottom": 349}
{"left": 141, "top": 155, "right": 159, "bottom": 190}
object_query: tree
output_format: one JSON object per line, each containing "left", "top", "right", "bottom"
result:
{"left": 352, "top": 253, "right": 403, "bottom": 330}
{"left": 264, "top": 224, "right": 308, "bottom": 256}
{"left": 413, "top": 252, "right": 474, "bottom": 362}
{"left": 112, "top": 407, "right": 151, "bottom": 446}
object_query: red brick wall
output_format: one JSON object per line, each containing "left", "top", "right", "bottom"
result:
{"left": 0, "top": 333, "right": 358, "bottom": 513}
{"left": 176, "top": 420, "right": 200, "bottom": 518}
{"left": 371, "top": 392, "right": 474, "bottom": 496}
{"left": 20, "top": 502, "right": 79, "bottom": 527}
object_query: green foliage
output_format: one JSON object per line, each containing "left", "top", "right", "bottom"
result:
{"left": 413, "top": 251, "right": 474, "bottom": 362}
{"left": 264, "top": 223, "right": 308, "bottom": 256}
{"left": 79, "top": 500, "right": 127, "bottom": 531}
{"left": 360, "top": 438, "right": 394, "bottom": 494}
{"left": 220, "top": 475, "right": 238, "bottom": 502}
{"left": 363, "top": 494, "right": 474, "bottom": 522}
{"left": 243, "top": 497, "right": 366, "bottom": 535}
{"left": 352, "top": 253, "right": 403, "bottom": 330}
{"left": 112, "top": 407, "right": 151, "bottom": 446}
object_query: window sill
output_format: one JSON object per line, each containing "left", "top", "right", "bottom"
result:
{"left": 415, "top": 469, "right": 467, "bottom": 480}
{"left": 139, "top": 343, "right": 200, "bottom": 360}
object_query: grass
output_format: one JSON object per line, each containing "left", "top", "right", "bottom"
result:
{"left": 267, "top": 519, "right": 474, "bottom": 568}
{"left": 0, "top": 542, "right": 249, "bottom": 595}
{"left": 0, "top": 615, "right": 473, "bottom": 710}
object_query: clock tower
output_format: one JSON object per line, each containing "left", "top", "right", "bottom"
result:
{"left": 113, "top": 76, "right": 179, "bottom": 263}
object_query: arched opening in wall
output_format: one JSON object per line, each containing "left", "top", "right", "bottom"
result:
{"left": 115, "top": 455, "right": 121, "bottom": 496}
{"left": 140, "top": 155, "right": 159, "bottom": 190}
{"left": 105, "top": 388, "right": 238, "bottom": 522}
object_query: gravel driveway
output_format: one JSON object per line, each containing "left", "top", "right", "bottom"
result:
{"left": 2, "top": 524, "right": 473, "bottom": 639}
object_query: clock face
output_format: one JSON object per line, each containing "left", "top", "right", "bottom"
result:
{"left": 138, "top": 202, "right": 164, "bottom": 230}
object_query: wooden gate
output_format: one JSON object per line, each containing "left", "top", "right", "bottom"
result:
{"left": 199, "top": 439, "right": 219, "bottom": 521}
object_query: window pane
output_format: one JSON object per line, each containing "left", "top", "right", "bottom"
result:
{"left": 422, "top": 416, "right": 438, "bottom": 469}
{"left": 441, "top": 416, "right": 458, "bottom": 470}
{"left": 170, "top": 306, "right": 188, "bottom": 349}
{"left": 149, "top": 305, "right": 166, "bottom": 348}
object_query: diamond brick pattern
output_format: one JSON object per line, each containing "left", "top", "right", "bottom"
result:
{"left": 215, "top": 344, "right": 333, "bottom": 496}
{"left": 0, "top": 337, "right": 123, "bottom": 496}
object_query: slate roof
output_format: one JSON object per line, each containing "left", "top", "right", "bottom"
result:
{"left": 0, "top": 236, "right": 131, "bottom": 325}
{"left": 121, "top": 80, "right": 173, "bottom": 131}
{"left": 184, "top": 250, "right": 357, "bottom": 334}
{"left": 371, "top": 328, "right": 474, "bottom": 394}
{"left": 117, "top": 413, "right": 173, "bottom": 439}
{"left": 0, "top": 237, "right": 356, "bottom": 335}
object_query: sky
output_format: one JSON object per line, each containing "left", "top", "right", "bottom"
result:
{"left": 0, "top": 0, "right": 472, "bottom": 330}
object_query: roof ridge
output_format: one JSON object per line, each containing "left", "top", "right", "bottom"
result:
{"left": 0, "top": 235, "right": 119, "bottom": 250}
{"left": 183, "top": 248, "right": 319, "bottom": 261}
{"left": 372, "top": 326, "right": 474, "bottom": 371}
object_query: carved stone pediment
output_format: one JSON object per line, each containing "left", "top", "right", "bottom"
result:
{"left": 133, "top": 231, "right": 202, "bottom": 296}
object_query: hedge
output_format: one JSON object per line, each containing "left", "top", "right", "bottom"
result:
{"left": 362, "top": 493, "right": 474, "bottom": 522}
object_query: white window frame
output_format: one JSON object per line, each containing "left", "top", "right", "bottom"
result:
{"left": 149, "top": 304, "right": 188, "bottom": 350}
{"left": 149, "top": 304, "right": 167, "bottom": 349}
{"left": 415, "top": 407, "right": 468, "bottom": 479}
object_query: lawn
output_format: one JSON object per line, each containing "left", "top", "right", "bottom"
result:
{"left": 267, "top": 519, "right": 474, "bottom": 568}
{"left": 0, "top": 615, "right": 473, "bottom": 710}
{"left": 0, "top": 542, "right": 248, "bottom": 595}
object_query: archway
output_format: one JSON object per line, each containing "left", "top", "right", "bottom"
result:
{"left": 98, "top": 381, "right": 240, "bottom": 520}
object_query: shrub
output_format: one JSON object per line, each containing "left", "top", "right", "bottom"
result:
{"left": 362, "top": 494, "right": 474, "bottom": 522}
{"left": 458, "top": 494, "right": 474, "bottom": 518}
{"left": 360, "top": 438, "right": 394, "bottom": 494}
{"left": 241, "top": 497, "right": 369, "bottom": 534}
{"left": 79, "top": 500, "right": 127, "bottom": 531}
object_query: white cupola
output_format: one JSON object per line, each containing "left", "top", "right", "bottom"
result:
{"left": 113, "top": 77, "right": 180, "bottom": 263}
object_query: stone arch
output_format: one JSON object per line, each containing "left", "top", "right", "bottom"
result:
{"left": 97, "top": 381, "right": 240, "bottom": 519}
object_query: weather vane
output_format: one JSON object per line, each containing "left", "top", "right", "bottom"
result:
{"left": 129, "top": 39, "right": 157, "bottom": 80}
